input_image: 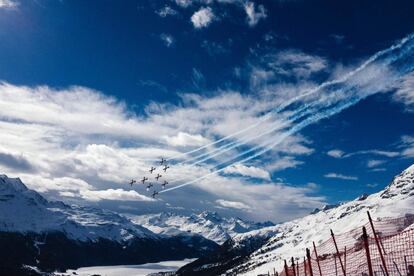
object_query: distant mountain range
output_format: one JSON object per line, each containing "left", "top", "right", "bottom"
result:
{"left": 128, "top": 211, "right": 274, "bottom": 245}
{"left": 0, "top": 174, "right": 271, "bottom": 275}
{"left": 177, "top": 164, "right": 414, "bottom": 276}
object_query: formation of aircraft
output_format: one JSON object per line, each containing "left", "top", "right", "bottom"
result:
{"left": 128, "top": 157, "right": 170, "bottom": 198}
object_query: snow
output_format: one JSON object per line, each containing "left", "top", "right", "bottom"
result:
{"left": 128, "top": 211, "right": 274, "bottom": 244}
{"left": 0, "top": 175, "right": 154, "bottom": 242}
{"left": 226, "top": 164, "right": 414, "bottom": 275}
{"left": 2, "top": 163, "right": 413, "bottom": 276}
{"left": 0, "top": 174, "right": 271, "bottom": 245}
{"left": 59, "top": 258, "right": 196, "bottom": 276}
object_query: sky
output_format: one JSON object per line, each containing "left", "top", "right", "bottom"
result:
{"left": 0, "top": 0, "right": 414, "bottom": 222}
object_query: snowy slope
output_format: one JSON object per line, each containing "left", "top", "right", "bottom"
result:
{"left": 128, "top": 211, "right": 274, "bottom": 244}
{"left": 178, "top": 164, "right": 414, "bottom": 276}
{"left": 233, "top": 164, "right": 414, "bottom": 275}
{"left": 0, "top": 174, "right": 154, "bottom": 242}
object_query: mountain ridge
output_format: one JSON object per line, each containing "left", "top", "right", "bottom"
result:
{"left": 177, "top": 164, "right": 414, "bottom": 276}
{"left": 128, "top": 210, "right": 274, "bottom": 244}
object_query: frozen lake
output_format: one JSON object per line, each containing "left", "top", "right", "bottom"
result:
{"left": 60, "top": 258, "right": 196, "bottom": 276}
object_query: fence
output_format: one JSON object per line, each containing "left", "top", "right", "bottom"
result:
{"left": 272, "top": 212, "right": 414, "bottom": 276}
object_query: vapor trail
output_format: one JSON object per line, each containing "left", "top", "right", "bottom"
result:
{"left": 160, "top": 33, "right": 414, "bottom": 193}
{"left": 164, "top": 104, "right": 316, "bottom": 185}
{"left": 182, "top": 103, "right": 312, "bottom": 165}
{"left": 160, "top": 98, "right": 361, "bottom": 193}
{"left": 166, "top": 33, "right": 414, "bottom": 164}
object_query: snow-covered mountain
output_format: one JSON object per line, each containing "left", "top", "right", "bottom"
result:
{"left": 0, "top": 174, "right": 155, "bottom": 242}
{"left": 177, "top": 164, "right": 414, "bottom": 276}
{"left": 0, "top": 175, "right": 218, "bottom": 275}
{"left": 129, "top": 211, "right": 274, "bottom": 244}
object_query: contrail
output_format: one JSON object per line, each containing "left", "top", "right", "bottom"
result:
{"left": 182, "top": 103, "right": 313, "bottom": 165}
{"left": 169, "top": 37, "right": 409, "bottom": 171}
{"left": 160, "top": 98, "right": 361, "bottom": 193}
{"left": 166, "top": 87, "right": 353, "bottom": 187}
{"left": 163, "top": 104, "right": 317, "bottom": 185}
{"left": 166, "top": 33, "right": 414, "bottom": 164}
{"left": 160, "top": 34, "right": 414, "bottom": 194}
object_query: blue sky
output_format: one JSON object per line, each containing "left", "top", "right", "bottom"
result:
{"left": 0, "top": 0, "right": 414, "bottom": 222}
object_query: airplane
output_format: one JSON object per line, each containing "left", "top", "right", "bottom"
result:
{"left": 149, "top": 167, "right": 156, "bottom": 174}
{"left": 155, "top": 174, "right": 162, "bottom": 181}
{"left": 163, "top": 165, "right": 170, "bottom": 172}
{"left": 152, "top": 191, "right": 159, "bottom": 198}
{"left": 159, "top": 157, "right": 167, "bottom": 165}
{"left": 146, "top": 183, "right": 153, "bottom": 191}
{"left": 141, "top": 177, "right": 148, "bottom": 184}
{"left": 162, "top": 181, "right": 168, "bottom": 189}
{"left": 129, "top": 179, "right": 136, "bottom": 186}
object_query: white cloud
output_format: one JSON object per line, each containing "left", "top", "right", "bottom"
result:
{"left": 0, "top": 0, "right": 18, "bottom": 9}
{"left": 324, "top": 173, "right": 358, "bottom": 181}
{"left": 370, "top": 168, "right": 386, "bottom": 172}
{"left": 367, "top": 159, "right": 385, "bottom": 168}
{"left": 191, "top": 7, "right": 215, "bottom": 29}
{"left": 400, "top": 135, "right": 414, "bottom": 158}
{"left": 0, "top": 80, "right": 327, "bottom": 221}
{"left": 223, "top": 164, "right": 270, "bottom": 180}
{"left": 80, "top": 189, "right": 154, "bottom": 202}
{"left": 165, "top": 132, "right": 210, "bottom": 147}
{"left": 306, "top": 182, "right": 319, "bottom": 189}
{"left": 327, "top": 149, "right": 345, "bottom": 158}
{"left": 216, "top": 199, "right": 251, "bottom": 210}
{"left": 271, "top": 49, "right": 328, "bottom": 79}
{"left": 244, "top": 1, "right": 267, "bottom": 27}
{"left": 160, "top": 33, "right": 175, "bottom": 47}
{"left": 266, "top": 156, "right": 303, "bottom": 172}
{"left": 175, "top": 0, "right": 193, "bottom": 8}
{"left": 345, "top": 149, "right": 400, "bottom": 158}
{"left": 366, "top": 183, "right": 378, "bottom": 188}
{"left": 156, "top": 6, "right": 178, "bottom": 17}
{"left": 393, "top": 72, "right": 414, "bottom": 112}
{"left": 0, "top": 45, "right": 402, "bottom": 221}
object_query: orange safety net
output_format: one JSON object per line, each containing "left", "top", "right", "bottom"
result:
{"left": 277, "top": 214, "right": 414, "bottom": 276}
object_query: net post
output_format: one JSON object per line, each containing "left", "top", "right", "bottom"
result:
{"left": 304, "top": 257, "right": 307, "bottom": 276}
{"left": 313, "top": 241, "right": 323, "bottom": 276}
{"left": 292, "top": 257, "right": 297, "bottom": 276}
{"left": 344, "top": 246, "right": 346, "bottom": 275}
{"left": 330, "top": 229, "right": 346, "bottom": 276}
{"left": 363, "top": 226, "right": 374, "bottom": 276}
{"left": 367, "top": 211, "right": 389, "bottom": 275}
{"left": 307, "top": 248, "right": 314, "bottom": 276}
{"left": 285, "top": 259, "right": 289, "bottom": 276}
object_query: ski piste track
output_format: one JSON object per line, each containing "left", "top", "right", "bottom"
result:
{"left": 274, "top": 213, "right": 414, "bottom": 276}
{"left": 157, "top": 33, "right": 414, "bottom": 194}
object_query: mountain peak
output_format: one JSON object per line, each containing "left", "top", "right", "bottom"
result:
{"left": 381, "top": 165, "right": 414, "bottom": 199}
{"left": 198, "top": 211, "right": 222, "bottom": 222}
{"left": 0, "top": 175, "right": 28, "bottom": 193}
